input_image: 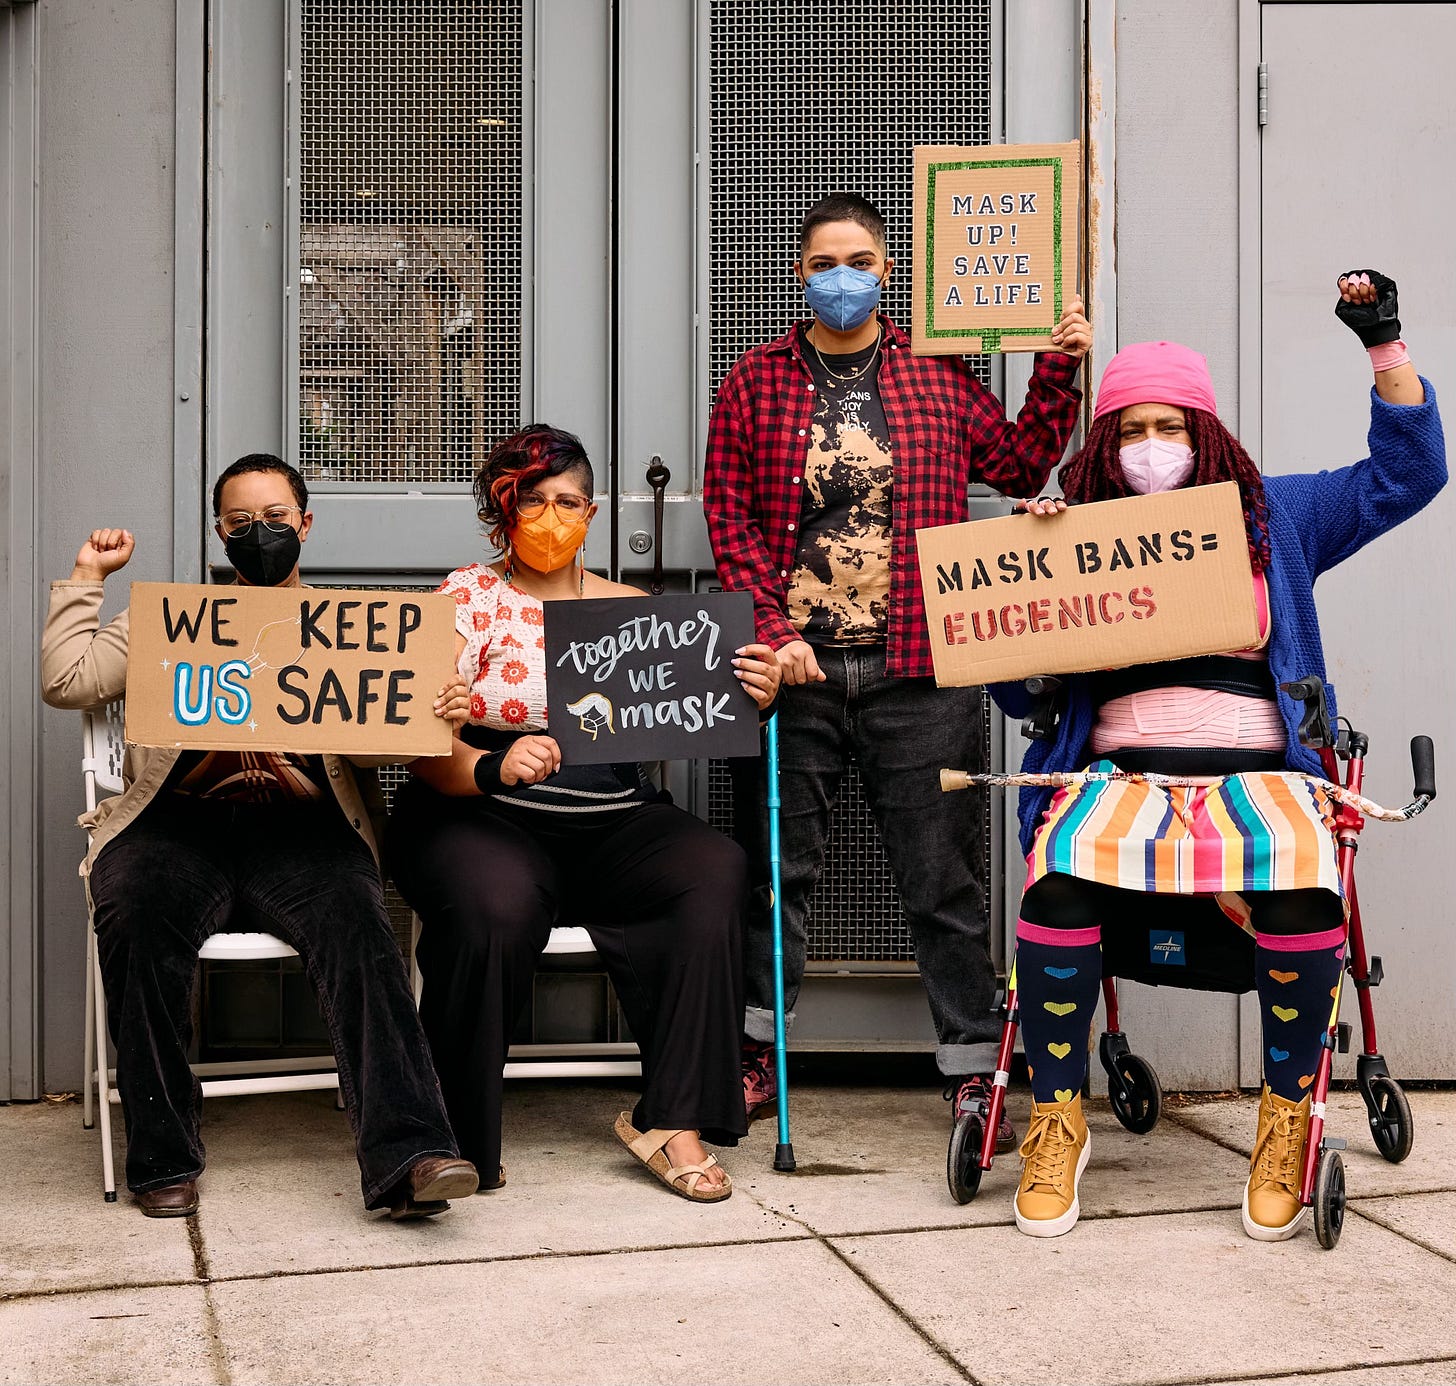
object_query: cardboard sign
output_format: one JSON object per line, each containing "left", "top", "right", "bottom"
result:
{"left": 911, "top": 141, "right": 1080, "bottom": 355}
{"left": 125, "top": 583, "right": 455, "bottom": 756}
{"left": 916, "top": 483, "right": 1260, "bottom": 687}
{"left": 544, "top": 592, "right": 759, "bottom": 765}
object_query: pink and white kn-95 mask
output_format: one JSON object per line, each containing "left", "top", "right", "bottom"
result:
{"left": 1120, "top": 437, "right": 1195, "bottom": 494}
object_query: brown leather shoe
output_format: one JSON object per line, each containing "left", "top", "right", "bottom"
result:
{"left": 407, "top": 1155, "right": 479, "bottom": 1203}
{"left": 137, "top": 1180, "right": 199, "bottom": 1218}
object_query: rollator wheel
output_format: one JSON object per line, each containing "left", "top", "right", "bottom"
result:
{"left": 1363, "top": 1074, "right": 1414, "bottom": 1164}
{"left": 946, "top": 1113, "right": 986, "bottom": 1205}
{"left": 1108, "top": 1053, "right": 1162, "bottom": 1135}
{"left": 1313, "top": 1147, "right": 1347, "bottom": 1250}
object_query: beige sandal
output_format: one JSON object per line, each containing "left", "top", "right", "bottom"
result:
{"left": 614, "top": 1113, "right": 732, "bottom": 1203}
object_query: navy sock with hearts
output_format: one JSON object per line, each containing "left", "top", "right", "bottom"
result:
{"left": 1256, "top": 924, "right": 1345, "bottom": 1101}
{"left": 1015, "top": 919, "right": 1102, "bottom": 1105}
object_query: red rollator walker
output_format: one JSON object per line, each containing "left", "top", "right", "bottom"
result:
{"left": 941, "top": 675, "right": 1437, "bottom": 1249}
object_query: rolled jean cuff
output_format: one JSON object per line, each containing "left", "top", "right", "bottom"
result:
{"left": 744, "top": 1004, "right": 794, "bottom": 1045}
{"left": 937, "top": 1041, "right": 1001, "bottom": 1077}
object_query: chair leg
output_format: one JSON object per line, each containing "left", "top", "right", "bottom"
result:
{"left": 83, "top": 925, "right": 96, "bottom": 1130}
{"left": 91, "top": 943, "right": 117, "bottom": 1202}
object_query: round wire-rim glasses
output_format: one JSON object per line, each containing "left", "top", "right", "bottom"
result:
{"left": 219, "top": 505, "right": 304, "bottom": 538}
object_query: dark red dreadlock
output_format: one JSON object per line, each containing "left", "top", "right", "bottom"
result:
{"left": 1058, "top": 408, "right": 1271, "bottom": 572}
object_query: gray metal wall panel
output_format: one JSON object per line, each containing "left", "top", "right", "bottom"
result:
{"left": 1258, "top": 1, "right": 1456, "bottom": 1079}
{"left": 1108, "top": 0, "right": 1243, "bottom": 1089}
{"left": 2, "top": 1, "right": 40, "bottom": 1098}
{"left": 32, "top": 0, "right": 178, "bottom": 1093}
{"left": 208, "top": 1, "right": 286, "bottom": 491}
{"left": 1114, "top": 0, "right": 1240, "bottom": 423}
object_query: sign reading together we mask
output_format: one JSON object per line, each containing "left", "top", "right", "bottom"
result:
{"left": 543, "top": 592, "right": 759, "bottom": 765}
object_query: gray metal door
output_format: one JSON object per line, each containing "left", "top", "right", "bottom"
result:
{"left": 1257, "top": 2, "right": 1456, "bottom": 1078}
{"left": 204, "top": 0, "right": 1003, "bottom": 1049}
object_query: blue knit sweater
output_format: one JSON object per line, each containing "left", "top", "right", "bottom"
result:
{"left": 993, "top": 381, "right": 1447, "bottom": 858}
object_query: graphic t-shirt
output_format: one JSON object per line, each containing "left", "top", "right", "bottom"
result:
{"left": 786, "top": 324, "right": 895, "bottom": 645}
{"left": 166, "top": 750, "right": 327, "bottom": 804}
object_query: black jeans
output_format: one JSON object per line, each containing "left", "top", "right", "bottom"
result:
{"left": 731, "top": 646, "right": 998, "bottom": 1074}
{"left": 385, "top": 783, "right": 748, "bottom": 1180}
{"left": 89, "top": 794, "right": 459, "bottom": 1207}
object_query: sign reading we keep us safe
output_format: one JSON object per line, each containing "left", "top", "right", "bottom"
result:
{"left": 911, "top": 141, "right": 1080, "bottom": 355}
{"left": 543, "top": 592, "right": 759, "bottom": 765}
{"left": 916, "top": 483, "right": 1259, "bottom": 687}
{"left": 124, "top": 583, "right": 455, "bottom": 756}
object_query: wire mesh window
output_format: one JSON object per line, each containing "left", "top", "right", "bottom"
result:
{"left": 707, "top": 0, "right": 996, "bottom": 964}
{"left": 296, "top": 0, "right": 523, "bottom": 485}
{"left": 708, "top": 0, "right": 994, "bottom": 399}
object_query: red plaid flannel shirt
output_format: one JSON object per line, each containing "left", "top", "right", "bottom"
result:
{"left": 703, "top": 315, "right": 1083, "bottom": 677}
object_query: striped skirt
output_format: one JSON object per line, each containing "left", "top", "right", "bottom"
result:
{"left": 1026, "top": 759, "right": 1343, "bottom": 923}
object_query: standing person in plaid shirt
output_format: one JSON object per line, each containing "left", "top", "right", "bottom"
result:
{"left": 704, "top": 192, "right": 1091, "bottom": 1149}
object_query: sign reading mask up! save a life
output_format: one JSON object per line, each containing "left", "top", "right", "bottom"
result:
{"left": 916, "top": 483, "right": 1259, "bottom": 687}
{"left": 124, "top": 583, "right": 455, "bottom": 756}
{"left": 543, "top": 592, "right": 759, "bottom": 764}
{"left": 911, "top": 141, "right": 1080, "bottom": 355}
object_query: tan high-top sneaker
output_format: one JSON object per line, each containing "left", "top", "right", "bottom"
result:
{"left": 1242, "top": 1086, "right": 1311, "bottom": 1241}
{"left": 1013, "top": 1094, "right": 1091, "bottom": 1238}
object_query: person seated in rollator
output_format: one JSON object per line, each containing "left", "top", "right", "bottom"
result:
{"left": 996, "top": 271, "right": 1445, "bottom": 1240}
{"left": 385, "top": 425, "right": 782, "bottom": 1203}
{"left": 40, "top": 454, "right": 481, "bottom": 1219}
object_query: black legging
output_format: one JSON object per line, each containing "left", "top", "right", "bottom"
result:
{"left": 385, "top": 780, "right": 748, "bottom": 1178}
{"left": 1021, "top": 874, "right": 1344, "bottom": 937}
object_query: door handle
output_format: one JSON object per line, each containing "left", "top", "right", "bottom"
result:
{"left": 645, "top": 455, "right": 671, "bottom": 595}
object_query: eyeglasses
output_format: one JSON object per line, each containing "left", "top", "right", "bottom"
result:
{"left": 219, "top": 505, "right": 303, "bottom": 538}
{"left": 517, "top": 492, "right": 590, "bottom": 519}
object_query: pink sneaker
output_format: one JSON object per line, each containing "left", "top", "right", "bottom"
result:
{"left": 742, "top": 1040, "right": 778, "bottom": 1124}
{"left": 947, "top": 1075, "right": 1018, "bottom": 1154}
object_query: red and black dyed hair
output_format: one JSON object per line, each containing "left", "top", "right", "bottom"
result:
{"left": 1059, "top": 408, "right": 1271, "bottom": 573}
{"left": 473, "top": 424, "right": 594, "bottom": 552}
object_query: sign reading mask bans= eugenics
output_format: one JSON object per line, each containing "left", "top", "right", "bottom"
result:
{"left": 544, "top": 592, "right": 759, "bottom": 765}
{"left": 916, "top": 483, "right": 1260, "bottom": 687}
{"left": 125, "top": 582, "right": 456, "bottom": 757}
{"left": 912, "top": 141, "right": 1080, "bottom": 355}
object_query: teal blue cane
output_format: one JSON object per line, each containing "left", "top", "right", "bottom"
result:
{"left": 766, "top": 712, "right": 796, "bottom": 1171}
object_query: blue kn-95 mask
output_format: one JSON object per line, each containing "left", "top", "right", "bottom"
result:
{"left": 803, "top": 264, "right": 884, "bottom": 333}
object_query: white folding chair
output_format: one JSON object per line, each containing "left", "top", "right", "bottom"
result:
{"left": 409, "top": 917, "right": 642, "bottom": 1079}
{"left": 80, "top": 703, "right": 339, "bottom": 1202}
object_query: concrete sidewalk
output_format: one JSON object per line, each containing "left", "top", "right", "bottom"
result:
{"left": 3, "top": 1082, "right": 1454, "bottom": 1385}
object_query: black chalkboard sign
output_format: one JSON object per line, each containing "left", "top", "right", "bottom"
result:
{"left": 543, "top": 592, "right": 760, "bottom": 764}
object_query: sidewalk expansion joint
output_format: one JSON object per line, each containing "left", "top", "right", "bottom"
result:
{"left": 745, "top": 1193, "right": 981, "bottom": 1385}
{"left": 189, "top": 1216, "right": 235, "bottom": 1386}
{"left": 201, "top": 1231, "right": 819, "bottom": 1289}
{"left": 1350, "top": 1203, "right": 1456, "bottom": 1266}
{"left": 1136, "top": 1348, "right": 1456, "bottom": 1386}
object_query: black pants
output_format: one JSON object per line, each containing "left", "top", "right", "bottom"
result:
{"left": 385, "top": 782, "right": 748, "bottom": 1179}
{"left": 730, "top": 646, "right": 997, "bottom": 1074}
{"left": 89, "top": 795, "right": 459, "bottom": 1207}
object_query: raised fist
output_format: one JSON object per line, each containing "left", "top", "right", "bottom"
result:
{"left": 1336, "top": 270, "right": 1401, "bottom": 346}
{"left": 72, "top": 528, "right": 135, "bottom": 582}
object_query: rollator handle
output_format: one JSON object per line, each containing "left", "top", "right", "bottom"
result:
{"left": 1411, "top": 736, "right": 1437, "bottom": 802}
{"left": 1021, "top": 675, "right": 1064, "bottom": 742}
{"left": 1281, "top": 676, "right": 1339, "bottom": 751}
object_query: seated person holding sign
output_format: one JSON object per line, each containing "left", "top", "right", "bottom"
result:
{"left": 40, "top": 454, "right": 480, "bottom": 1220}
{"left": 386, "top": 425, "right": 781, "bottom": 1203}
{"left": 997, "top": 273, "right": 1444, "bottom": 1240}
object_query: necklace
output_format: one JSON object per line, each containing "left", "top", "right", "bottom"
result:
{"left": 808, "top": 324, "right": 883, "bottom": 385}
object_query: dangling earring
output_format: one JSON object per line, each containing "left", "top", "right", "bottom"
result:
{"left": 577, "top": 547, "right": 585, "bottom": 597}
{"left": 503, "top": 541, "right": 514, "bottom": 582}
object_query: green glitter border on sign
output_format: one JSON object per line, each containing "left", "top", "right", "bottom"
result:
{"left": 923, "top": 156, "right": 1064, "bottom": 351}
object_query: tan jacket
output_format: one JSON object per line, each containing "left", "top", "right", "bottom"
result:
{"left": 41, "top": 581, "right": 389, "bottom": 873}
